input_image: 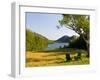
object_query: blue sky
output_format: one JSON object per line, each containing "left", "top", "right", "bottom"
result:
{"left": 26, "top": 12, "right": 78, "bottom": 40}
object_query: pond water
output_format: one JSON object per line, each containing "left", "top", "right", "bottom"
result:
{"left": 45, "top": 42, "right": 69, "bottom": 50}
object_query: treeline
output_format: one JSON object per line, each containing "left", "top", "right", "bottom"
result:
{"left": 26, "top": 29, "right": 48, "bottom": 51}
{"left": 68, "top": 36, "right": 87, "bottom": 49}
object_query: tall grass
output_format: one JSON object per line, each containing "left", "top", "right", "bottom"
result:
{"left": 26, "top": 50, "right": 89, "bottom": 67}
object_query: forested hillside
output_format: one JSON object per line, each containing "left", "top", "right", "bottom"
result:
{"left": 26, "top": 29, "right": 48, "bottom": 51}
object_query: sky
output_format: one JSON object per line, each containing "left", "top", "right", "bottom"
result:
{"left": 26, "top": 12, "right": 78, "bottom": 40}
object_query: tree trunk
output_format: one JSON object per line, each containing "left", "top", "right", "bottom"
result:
{"left": 86, "top": 43, "right": 90, "bottom": 57}
{"left": 80, "top": 34, "right": 90, "bottom": 57}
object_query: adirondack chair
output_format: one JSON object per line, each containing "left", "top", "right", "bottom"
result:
{"left": 65, "top": 53, "right": 71, "bottom": 62}
{"left": 74, "top": 52, "right": 81, "bottom": 61}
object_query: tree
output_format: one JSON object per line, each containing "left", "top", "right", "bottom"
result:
{"left": 68, "top": 36, "right": 87, "bottom": 49}
{"left": 59, "top": 14, "right": 90, "bottom": 57}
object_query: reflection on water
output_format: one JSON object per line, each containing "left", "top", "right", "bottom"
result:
{"left": 45, "top": 42, "right": 69, "bottom": 50}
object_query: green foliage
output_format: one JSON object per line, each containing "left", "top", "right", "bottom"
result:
{"left": 68, "top": 36, "right": 87, "bottom": 49}
{"left": 59, "top": 14, "right": 89, "bottom": 35}
{"left": 26, "top": 29, "right": 48, "bottom": 51}
{"left": 59, "top": 14, "right": 89, "bottom": 43}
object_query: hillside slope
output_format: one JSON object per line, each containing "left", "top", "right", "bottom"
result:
{"left": 26, "top": 29, "right": 48, "bottom": 51}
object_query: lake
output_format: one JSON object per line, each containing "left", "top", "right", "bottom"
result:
{"left": 45, "top": 42, "right": 69, "bottom": 50}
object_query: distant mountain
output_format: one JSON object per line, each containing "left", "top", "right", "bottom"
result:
{"left": 56, "top": 35, "right": 70, "bottom": 43}
{"left": 56, "top": 35, "right": 78, "bottom": 43}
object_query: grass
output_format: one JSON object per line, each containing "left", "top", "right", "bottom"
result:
{"left": 26, "top": 49, "right": 89, "bottom": 67}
